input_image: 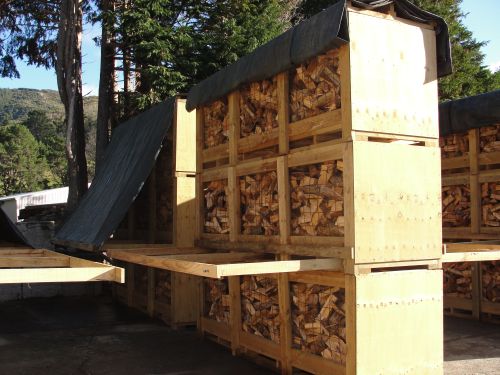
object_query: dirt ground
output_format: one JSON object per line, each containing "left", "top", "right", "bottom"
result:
{"left": 0, "top": 295, "right": 498, "bottom": 374}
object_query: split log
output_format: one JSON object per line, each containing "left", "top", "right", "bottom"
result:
{"left": 290, "top": 160, "right": 344, "bottom": 236}
{"left": 480, "top": 124, "right": 500, "bottom": 153}
{"left": 482, "top": 261, "right": 500, "bottom": 303}
{"left": 290, "top": 49, "right": 341, "bottom": 123}
{"left": 155, "top": 270, "right": 171, "bottom": 303}
{"left": 204, "top": 180, "right": 229, "bottom": 234}
{"left": 481, "top": 182, "right": 500, "bottom": 227}
{"left": 205, "top": 278, "right": 230, "bottom": 324}
{"left": 443, "top": 262, "right": 472, "bottom": 299}
{"left": 442, "top": 185, "right": 471, "bottom": 227}
{"left": 291, "top": 283, "right": 346, "bottom": 365}
{"left": 239, "top": 78, "right": 278, "bottom": 137}
{"left": 241, "top": 275, "right": 280, "bottom": 343}
{"left": 204, "top": 99, "right": 229, "bottom": 148}
{"left": 240, "top": 171, "right": 279, "bottom": 235}
{"left": 439, "top": 132, "right": 468, "bottom": 158}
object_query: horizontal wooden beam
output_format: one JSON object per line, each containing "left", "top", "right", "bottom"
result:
{"left": 0, "top": 256, "right": 69, "bottom": 268}
{"left": 442, "top": 250, "right": 500, "bottom": 263}
{"left": 0, "top": 267, "right": 123, "bottom": 284}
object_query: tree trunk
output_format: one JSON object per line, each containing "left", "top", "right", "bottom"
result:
{"left": 95, "top": 0, "right": 116, "bottom": 175}
{"left": 56, "top": 0, "right": 88, "bottom": 213}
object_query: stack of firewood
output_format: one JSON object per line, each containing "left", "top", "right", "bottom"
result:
{"left": 291, "top": 283, "right": 346, "bottom": 365}
{"left": 439, "top": 133, "right": 469, "bottom": 158}
{"left": 481, "top": 182, "right": 500, "bottom": 227}
{"left": 134, "top": 265, "right": 149, "bottom": 295}
{"left": 240, "top": 172, "right": 279, "bottom": 235}
{"left": 443, "top": 262, "right": 472, "bottom": 298}
{"left": 205, "top": 279, "right": 230, "bottom": 324}
{"left": 204, "top": 99, "right": 229, "bottom": 148}
{"left": 480, "top": 125, "right": 500, "bottom": 153}
{"left": 442, "top": 185, "right": 471, "bottom": 227}
{"left": 204, "top": 180, "right": 229, "bottom": 234}
{"left": 290, "top": 161, "right": 344, "bottom": 236}
{"left": 290, "top": 49, "right": 341, "bottom": 123}
{"left": 482, "top": 261, "right": 500, "bottom": 303}
{"left": 239, "top": 78, "right": 278, "bottom": 137}
{"left": 155, "top": 270, "right": 171, "bottom": 303}
{"left": 240, "top": 275, "right": 280, "bottom": 343}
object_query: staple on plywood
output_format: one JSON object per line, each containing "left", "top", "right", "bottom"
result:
{"left": 291, "top": 282, "right": 346, "bottom": 366}
{"left": 240, "top": 171, "right": 279, "bottom": 235}
{"left": 289, "top": 49, "right": 341, "bottom": 123}
{"left": 290, "top": 160, "right": 344, "bottom": 236}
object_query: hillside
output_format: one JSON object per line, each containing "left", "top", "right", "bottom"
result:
{"left": 0, "top": 88, "right": 98, "bottom": 125}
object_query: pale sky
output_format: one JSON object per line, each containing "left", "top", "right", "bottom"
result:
{"left": 0, "top": 1, "right": 498, "bottom": 94}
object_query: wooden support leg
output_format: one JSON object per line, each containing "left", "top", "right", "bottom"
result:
{"left": 278, "top": 254, "right": 292, "bottom": 375}
{"left": 229, "top": 276, "right": 242, "bottom": 356}
{"left": 127, "top": 263, "right": 135, "bottom": 308}
{"left": 147, "top": 267, "right": 155, "bottom": 318}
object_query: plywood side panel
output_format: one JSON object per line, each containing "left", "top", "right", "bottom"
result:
{"left": 348, "top": 11, "right": 439, "bottom": 138}
{"left": 174, "top": 99, "right": 197, "bottom": 173}
{"left": 352, "top": 142, "right": 441, "bottom": 263}
{"left": 174, "top": 176, "right": 196, "bottom": 247}
{"left": 354, "top": 270, "right": 443, "bottom": 375}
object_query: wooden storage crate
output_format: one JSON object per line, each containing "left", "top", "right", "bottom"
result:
{"left": 114, "top": 97, "right": 196, "bottom": 247}
{"left": 188, "top": 3, "right": 446, "bottom": 374}
{"left": 199, "top": 269, "right": 443, "bottom": 374}
{"left": 441, "top": 124, "right": 500, "bottom": 241}
{"left": 113, "top": 259, "right": 199, "bottom": 327}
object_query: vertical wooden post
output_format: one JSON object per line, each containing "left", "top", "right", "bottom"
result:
{"left": 148, "top": 170, "right": 157, "bottom": 243}
{"left": 228, "top": 92, "right": 241, "bottom": 165}
{"left": 471, "top": 261, "right": 481, "bottom": 319}
{"left": 343, "top": 142, "right": 355, "bottom": 267}
{"left": 198, "top": 277, "right": 205, "bottom": 337}
{"left": 339, "top": 44, "right": 352, "bottom": 142}
{"left": 277, "top": 156, "right": 290, "bottom": 245}
{"left": 228, "top": 167, "right": 240, "bottom": 243}
{"left": 278, "top": 254, "right": 292, "bottom": 374}
{"left": 195, "top": 109, "right": 205, "bottom": 241}
{"left": 345, "top": 274, "right": 356, "bottom": 375}
{"left": 127, "top": 263, "right": 135, "bottom": 307}
{"left": 147, "top": 267, "right": 155, "bottom": 317}
{"left": 277, "top": 72, "right": 289, "bottom": 155}
{"left": 228, "top": 276, "right": 242, "bottom": 355}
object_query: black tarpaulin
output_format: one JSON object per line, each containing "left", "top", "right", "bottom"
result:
{"left": 53, "top": 98, "right": 175, "bottom": 250}
{"left": 186, "top": 0, "right": 451, "bottom": 111}
{"left": 0, "top": 203, "right": 31, "bottom": 246}
{"left": 439, "top": 90, "right": 500, "bottom": 137}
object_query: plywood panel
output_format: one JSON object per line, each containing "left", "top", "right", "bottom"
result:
{"left": 352, "top": 270, "right": 443, "bottom": 375}
{"left": 174, "top": 176, "right": 196, "bottom": 247}
{"left": 348, "top": 10, "right": 439, "bottom": 138}
{"left": 174, "top": 98, "right": 197, "bottom": 173}
{"left": 352, "top": 142, "right": 441, "bottom": 263}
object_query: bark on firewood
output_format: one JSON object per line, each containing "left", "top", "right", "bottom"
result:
{"left": 205, "top": 278, "right": 230, "bottom": 324}
{"left": 443, "top": 262, "right": 472, "bottom": 299}
{"left": 291, "top": 283, "right": 346, "bottom": 365}
{"left": 439, "top": 132, "right": 469, "bottom": 158}
{"left": 204, "top": 99, "right": 229, "bottom": 148}
{"left": 482, "top": 261, "right": 500, "bottom": 303}
{"left": 239, "top": 78, "right": 278, "bottom": 137}
{"left": 241, "top": 275, "right": 280, "bottom": 343}
{"left": 240, "top": 171, "right": 279, "bottom": 235}
{"left": 290, "top": 49, "right": 341, "bottom": 123}
{"left": 442, "top": 185, "right": 471, "bottom": 227}
{"left": 290, "top": 161, "right": 344, "bottom": 236}
{"left": 480, "top": 124, "right": 500, "bottom": 153}
{"left": 155, "top": 270, "right": 171, "bottom": 303}
{"left": 481, "top": 182, "right": 500, "bottom": 227}
{"left": 204, "top": 180, "right": 229, "bottom": 234}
